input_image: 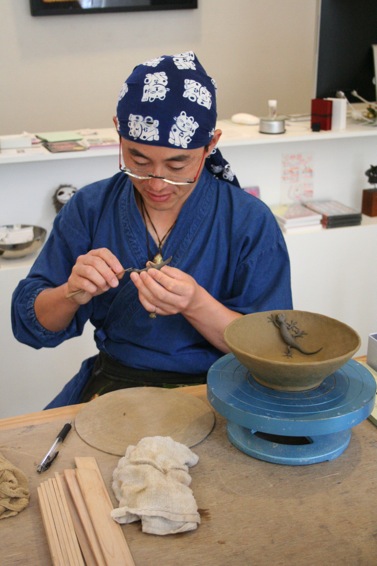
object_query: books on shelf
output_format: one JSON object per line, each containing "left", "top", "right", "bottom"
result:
{"left": 271, "top": 200, "right": 363, "bottom": 231}
{"left": 35, "top": 130, "right": 119, "bottom": 153}
{"left": 42, "top": 140, "right": 87, "bottom": 153}
{"left": 270, "top": 203, "right": 322, "bottom": 233}
{"left": 303, "top": 200, "right": 362, "bottom": 228}
{"left": 36, "top": 131, "right": 88, "bottom": 153}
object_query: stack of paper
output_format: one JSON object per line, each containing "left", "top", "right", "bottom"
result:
{"left": 36, "top": 131, "right": 87, "bottom": 153}
{"left": 271, "top": 203, "right": 323, "bottom": 233}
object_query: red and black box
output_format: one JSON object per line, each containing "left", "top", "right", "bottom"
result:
{"left": 311, "top": 98, "right": 333, "bottom": 131}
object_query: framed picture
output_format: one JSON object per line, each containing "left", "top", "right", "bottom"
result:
{"left": 30, "top": 0, "right": 198, "bottom": 17}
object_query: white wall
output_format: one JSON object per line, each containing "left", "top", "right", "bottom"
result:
{"left": 0, "top": 0, "right": 318, "bottom": 134}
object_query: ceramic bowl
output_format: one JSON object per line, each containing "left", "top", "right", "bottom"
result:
{"left": 224, "top": 310, "right": 361, "bottom": 391}
{"left": 0, "top": 224, "right": 47, "bottom": 259}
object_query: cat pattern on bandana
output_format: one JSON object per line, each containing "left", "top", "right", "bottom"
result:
{"left": 169, "top": 111, "right": 199, "bottom": 148}
{"left": 142, "top": 72, "right": 170, "bottom": 102}
{"left": 172, "top": 51, "right": 196, "bottom": 70}
{"left": 128, "top": 114, "right": 159, "bottom": 142}
{"left": 183, "top": 79, "right": 212, "bottom": 109}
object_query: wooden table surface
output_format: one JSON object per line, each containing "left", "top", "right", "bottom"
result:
{"left": 1, "top": 371, "right": 377, "bottom": 566}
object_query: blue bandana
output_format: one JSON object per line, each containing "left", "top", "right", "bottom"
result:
{"left": 116, "top": 51, "right": 240, "bottom": 186}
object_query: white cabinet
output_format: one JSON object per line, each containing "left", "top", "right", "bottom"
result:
{"left": 1, "top": 122, "right": 376, "bottom": 416}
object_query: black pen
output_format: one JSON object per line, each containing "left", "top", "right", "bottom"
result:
{"left": 37, "top": 422, "right": 72, "bottom": 473}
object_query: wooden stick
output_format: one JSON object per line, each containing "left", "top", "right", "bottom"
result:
{"left": 54, "top": 474, "right": 85, "bottom": 566}
{"left": 46, "top": 478, "right": 76, "bottom": 566}
{"left": 75, "top": 457, "right": 135, "bottom": 565}
{"left": 42, "top": 480, "right": 69, "bottom": 566}
{"left": 74, "top": 457, "right": 113, "bottom": 507}
{"left": 75, "top": 466, "right": 136, "bottom": 566}
{"left": 38, "top": 483, "right": 65, "bottom": 566}
{"left": 59, "top": 473, "right": 99, "bottom": 566}
{"left": 64, "top": 469, "right": 106, "bottom": 566}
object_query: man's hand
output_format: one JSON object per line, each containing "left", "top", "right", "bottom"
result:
{"left": 129, "top": 265, "right": 198, "bottom": 316}
{"left": 67, "top": 248, "right": 124, "bottom": 304}
{"left": 34, "top": 248, "right": 124, "bottom": 332}
{"left": 130, "top": 264, "right": 242, "bottom": 353}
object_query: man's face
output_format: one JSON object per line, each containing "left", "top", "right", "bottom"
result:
{"left": 120, "top": 139, "right": 207, "bottom": 213}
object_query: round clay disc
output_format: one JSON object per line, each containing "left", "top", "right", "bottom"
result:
{"left": 74, "top": 387, "right": 215, "bottom": 455}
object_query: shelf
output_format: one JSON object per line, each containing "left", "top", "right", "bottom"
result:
{"left": 0, "top": 145, "right": 118, "bottom": 165}
{"left": 1, "top": 119, "right": 377, "bottom": 164}
{"left": 0, "top": 128, "right": 119, "bottom": 165}
{"left": 281, "top": 217, "right": 377, "bottom": 239}
{"left": 217, "top": 118, "right": 377, "bottom": 148}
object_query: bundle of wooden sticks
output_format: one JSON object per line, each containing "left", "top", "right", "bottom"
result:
{"left": 37, "top": 456, "right": 135, "bottom": 566}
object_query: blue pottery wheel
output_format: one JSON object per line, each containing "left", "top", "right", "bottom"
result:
{"left": 207, "top": 354, "right": 376, "bottom": 465}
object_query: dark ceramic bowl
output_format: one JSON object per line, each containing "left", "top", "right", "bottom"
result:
{"left": 0, "top": 224, "right": 46, "bottom": 259}
{"left": 224, "top": 310, "right": 361, "bottom": 391}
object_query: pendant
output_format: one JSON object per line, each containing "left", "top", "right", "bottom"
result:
{"left": 153, "top": 253, "right": 163, "bottom": 265}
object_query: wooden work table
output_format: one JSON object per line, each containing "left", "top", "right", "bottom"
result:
{"left": 1, "top": 376, "right": 377, "bottom": 566}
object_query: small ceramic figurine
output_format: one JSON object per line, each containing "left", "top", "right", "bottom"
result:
{"left": 52, "top": 184, "right": 77, "bottom": 213}
{"left": 365, "top": 165, "right": 377, "bottom": 187}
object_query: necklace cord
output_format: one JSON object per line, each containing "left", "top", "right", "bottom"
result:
{"left": 139, "top": 197, "right": 177, "bottom": 262}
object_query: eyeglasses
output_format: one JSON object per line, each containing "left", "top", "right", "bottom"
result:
{"left": 119, "top": 144, "right": 206, "bottom": 186}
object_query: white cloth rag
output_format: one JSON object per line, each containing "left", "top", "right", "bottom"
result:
{"left": 111, "top": 436, "right": 200, "bottom": 535}
{"left": 0, "top": 226, "right": 34, "bottom": 245}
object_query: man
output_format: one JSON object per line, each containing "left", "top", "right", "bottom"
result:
{"left": 12, "top": 51, "right": 292, "bottom": 407}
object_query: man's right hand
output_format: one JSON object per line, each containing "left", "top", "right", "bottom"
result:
{"left": 34, "top": 248, "right": 124, "bottom": 332}
{"left": 67, "top": 248, "right": 124, "bottom": 304}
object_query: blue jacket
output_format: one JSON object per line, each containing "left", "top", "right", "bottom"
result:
{"left": 12, "top": 169, "right": 292, "bottom": 406}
